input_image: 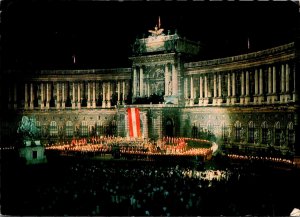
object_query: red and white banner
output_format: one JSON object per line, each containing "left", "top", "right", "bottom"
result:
{"left": 127, "top": 108, "right": 141, "bottom": 138}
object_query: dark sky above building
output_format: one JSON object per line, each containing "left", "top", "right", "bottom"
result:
{"left": 1, "top": 0, "right": 299, "bottom": 70}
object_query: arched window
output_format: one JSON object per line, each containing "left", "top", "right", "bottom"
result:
{"left": 287, "top": 122, "right": 295, "bottom": 147}
{"left": 49, "top": 121, "right": 58, "bottom": 137}
{"left": 234, "top": 121, "right": 242, "bottom": 142}
{"left": 261, "top": 121, "right": 268, "bottom": 144}
{"left": 248, "top": 121, "right": 255, "bottom": 143}
{"left": 81, "top": 121, "right": 88, "bottom": 137}
{"left": 66, "top": 121, "right": 73, "bottom": 137}
{"left": 274, "top": 122, "right": 281, "bottom": 146}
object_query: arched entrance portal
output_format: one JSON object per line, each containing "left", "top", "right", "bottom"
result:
{"left": 165, "top": 118, "right": 174, "bottom": 137}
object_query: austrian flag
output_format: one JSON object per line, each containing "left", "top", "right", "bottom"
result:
{"left": 127, "top": 108, "right": 141, "bottom": 138}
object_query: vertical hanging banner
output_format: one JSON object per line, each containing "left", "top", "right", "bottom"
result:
{"left": 127, "top": 108, "right": 141, "bottom": 138}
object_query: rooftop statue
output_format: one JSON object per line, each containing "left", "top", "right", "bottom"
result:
{"left": 148, "top": 16, "right": 164, "bottom": 37}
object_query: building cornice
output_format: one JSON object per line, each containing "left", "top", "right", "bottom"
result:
{"left": 129, "top": 53, "right": 176, "bottom": 66}
{"left": 184, "top": 42, "right": 295, "bottom": 74}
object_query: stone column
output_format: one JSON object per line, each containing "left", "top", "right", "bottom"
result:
{"left": 122, "top": 81, "right": 126, "bottom": 105}
{"left": 56, "top": 83, "right": 60, "bottom": 109}
{"left": 267, "top": 67, "right": 272, "bottom": 104}
{"left": 240, "top": 71, "right": 245, "bottom": 104}
{"left": 147, "top": 81, "right": 150, "bottom": 97}
{"left": 190, "top": 76, "right": 194, "bottom": 106}
{"left": 62, "top": 83, "right": 65, "bottom": 109}
{"left": 268, "top": 66, "right": 272, "bottom": 95}
{"left": 133, "top": 67, "right": 137, "bottom": 98}
{"left": 107, "top": 82, "right": 111, "bottom": 107}
{"left": 285, "top": 63, "right": 290, "bottom": 102}
{"left": 245, "top": 71, "right": 250, "bottom": 104}
{"left": 77, "top": 82, "right": 81, "bottom": 109}
{"left": 254, "top": 69, "right": 258, "bottom": 95}
{"left": 293, "top": 65, "right": 297, "bottom": 102}
{"left": 139, "top": 67, "right": 144, "bottom": 97}
{"left": 259, "top": 69, "right": 263, "bottom": 95}
{"left": 46, "top": 83, "right": 50, "bottom": 109}
{"left": 204, "top": 74, "right": 208, "bottom": 105}
{"left": 92, "top": 82, "right": 96, "bottom": 108}
{"left": 40, "top": 83, "right": 44, "bottom": 109}
{"left": 199, "top": 76, "right": 203, "bottom": 106}
{"left": 213, "top": 74, "right": 217, "bottom": 105}
{"left": 30, "top": 83, "right": 34, "bottom": 109}
{"left": 231, "top": 72, "right": 236, "bottom": 104}
{"left": 87, "top": 82, "right": 91, "bottom": 108}
{"left": 218, "top": 74, "right": 222, "bottom": 105}
{"left": 272, "top": 66, "right": 276, "bottom": 94}
{"left": 227, "top": 73, "right": 231, "bottom": 105}
{"left": 102, "top": 82, "right": 106, "bottom": 108}
{"left": 280, "top": 64, "right": 285, "bottom": 103}
{"left": 272, "top": 66, "right": 277, "bottom": 103}
{"left": 258, "top": 68, "right": 263, "bottom": 104}
{"left": 117, "top": 81, "right": 120, "bottom": 105}
{"left": 254, "top": 69, "right": 259, "bottom": 104}
{"left": 165, "top": 64, "right": 169, "bottom": 96}
{"left": 72, "top": 82, "right": 76, "bottom": 109}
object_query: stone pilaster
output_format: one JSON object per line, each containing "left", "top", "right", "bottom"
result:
{"left": 204, "top": 74, "right": 209, "bottom": 106}
{"left": 40, "top": 83, "right": 44, "bottom": 109}
{"left": 139, "top": 67, "right": 144, "bottom": 97}
{"left": 285, "top": 63, "right": 290, "bottom": 102}
{"left": 102, "top": 82, "right": 106, "bottom": 108}
{"left": 92, "top": 82, "right": 96, "bottom": 108}
{"left": 72, "top": 82, "right": 76, "bottom": 109}
{"left": 258, "top": 68, "right": 264, "bottom": 104}
{"left": 133, "top": 67, "right": 137, "bottom": 99}
{"left": 245, "top": 71, "right": 250, "bottom": 104}
{"left": 122, "top": 81, "right": 126, "bottom": 105}
{"left": 117, "top": 81, "right": 120, "bottom": 105}
{"left": 190, "top": 76, "right": 194, "bottom": 106}
{"left": 87, "top": 82, "right": 91, "bottom": 108}
{"left": 30, "top": 83, "right": 34, "bottom": 109}
{"left": 62, "top": 83, "right": 65, "bottom": 109}
{"left": 240, "top": 71, "right": 245, "bottom": 104}
{"left": 212, "top": 74, "right": 217, "bottom": 105}
{"left": 107, "top": 82, "right": 111, "bottom": 107}
{"left": 56, "top": 83, "right": 60, "bottom": 109}
{"left": 226, "top": 73, "right": 231, "bottom": 105}
{"left": 254, "top": 69, "right": 259, "bottom": 104}
{"left": 77, "top": 82, "right": 81, "bottom": 109}
{"left": 199, "top": 75, "right": 203, "bottom": 106}
{"left": 217, "top": 73, "right": 222, "bottom": 105}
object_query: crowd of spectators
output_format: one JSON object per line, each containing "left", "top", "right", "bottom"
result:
{"left": 2, "top": 150, "right": 300, "bottom": 216}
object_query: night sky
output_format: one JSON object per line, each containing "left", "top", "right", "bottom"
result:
{"left": 1, "top": 0, "right": 299, "bottom": 70}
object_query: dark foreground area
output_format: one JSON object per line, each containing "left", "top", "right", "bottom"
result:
{"left": 1, "top": 150, "right": 300, "bottom": 216}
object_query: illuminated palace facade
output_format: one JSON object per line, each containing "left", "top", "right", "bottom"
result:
{"left": 1, "top": 29, "right": 299, "bottom": 155}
